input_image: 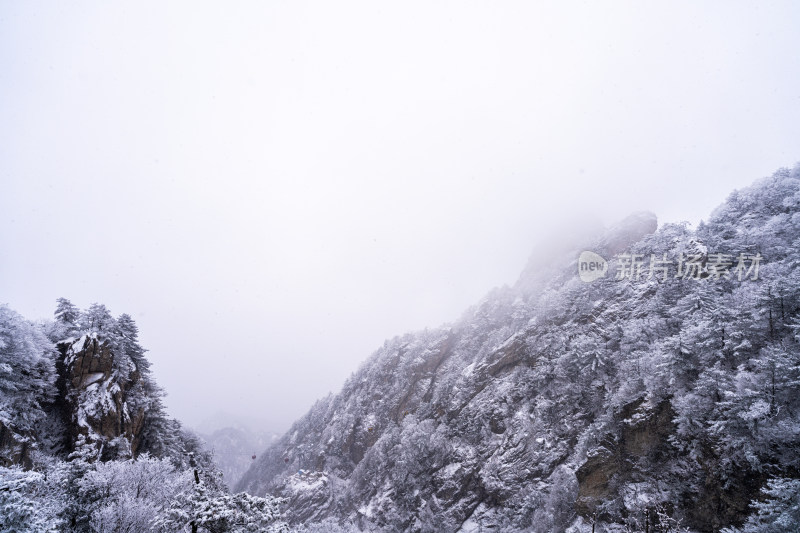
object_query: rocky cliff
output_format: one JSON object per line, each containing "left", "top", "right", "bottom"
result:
{"left": 56, "top": 334, "right": 147, "bottom": 459}
{"left": 0, "top": 302, "right": 193, "bottom": 467}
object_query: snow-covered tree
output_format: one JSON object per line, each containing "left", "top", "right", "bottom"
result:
{"left": 0, "top": 304, "right": 56, "bottom": 464}
{"left": 723, "top": 478, "right": 800, "bottom": 533}
{"left": 0, "top": 465, "right": 61, "bottom": 532}
{"left": 54, "top": 297, "right": 81, "bottom": 337}
{"left": 160, "top": 471, "right": 288, "bottom": 532}
{"left": 84, "top": 303, "right": 114, "bottom": 333}
{"left": 82, "top": 455, "right": 189, "bottom": 533}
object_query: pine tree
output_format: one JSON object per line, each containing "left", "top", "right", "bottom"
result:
{"left": 116, "top": 313, "right": 150, "bottom": 376}
{"left": 723, "top": 478, "right": 800, "bottom": 533}
{"left": 0, "top": 305, "right": 57, "bottom": 462}
{"left": 54, "top": 297, "right": 81, "bottom": 337}
{"left": 85, "top": 303, "right": 114, "bottom": 333}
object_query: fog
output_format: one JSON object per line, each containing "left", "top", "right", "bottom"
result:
{"left": 2, "top": 1, "right": 799, "bottom": 433}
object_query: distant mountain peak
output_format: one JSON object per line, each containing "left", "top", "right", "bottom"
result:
{"left": 600, "top": 210, "right": 658, "bottom": 255}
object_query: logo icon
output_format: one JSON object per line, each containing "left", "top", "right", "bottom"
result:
{"left": 578, "top": 251, "right": 608, "bottom": 283}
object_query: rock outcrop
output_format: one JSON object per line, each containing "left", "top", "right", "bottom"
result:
{"left": 575, "top": 398, "right": 675, "bottom": 517}
{"left": 57, "top": 334, "right": 147, "bottom": 459}
{"left": 0, "top": 421, "right": 33, "bottom": 468}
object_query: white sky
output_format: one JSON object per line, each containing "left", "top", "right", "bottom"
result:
{"left": 2, "top": 1, "right": 799, "bottom": 432}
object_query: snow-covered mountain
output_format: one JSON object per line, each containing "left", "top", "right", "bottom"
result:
{"left": 3, "top": 164, "right": 800, "bottom": 532}
{"left": 238, "top": 165, "right": 800, "bottom": 532}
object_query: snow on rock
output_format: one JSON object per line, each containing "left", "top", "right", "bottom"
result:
{"left": 58, "top": 332, "right": 147, "bottom": 458}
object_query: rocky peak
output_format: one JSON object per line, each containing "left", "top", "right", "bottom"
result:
{"left": 58, "top": 334, "right": 146, "bottom": 459}
{"left": 514, "top": 211, "right": 657, "bottom": 296}
{"left": 598, "top": 210, "right": 658, "bottom": 255}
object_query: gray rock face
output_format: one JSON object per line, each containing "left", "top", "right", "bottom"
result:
{"left": 59, "top": 334, "right": 146, "bottom": 458}
{"left": 575, "top": 398, "right": 675, "bottom": 518}
{"left": 0, "top": 420, "right": 33, "bottom": 468}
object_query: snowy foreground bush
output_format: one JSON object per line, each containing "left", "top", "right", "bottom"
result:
{"left": 0, "top": 453, "right": 290, "bottom": 532}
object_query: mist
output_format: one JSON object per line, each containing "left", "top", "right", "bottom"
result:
{"left": 2, "top": 1, "right": 799, "bottom": 433}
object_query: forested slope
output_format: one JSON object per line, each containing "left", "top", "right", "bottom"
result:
{"left": 239, "top": 165, "right": 800, "bottom": 533}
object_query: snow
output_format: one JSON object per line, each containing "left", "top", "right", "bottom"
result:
{"left": 65, "top": 334, "right": 98, "bottom": 364}
{"left": 457, "top": 516, "right": 481, "bottom": 533}
{"left": 73, "top": 334, "right": 89, "bottom": 347}
{"left": 442, "top": 462, "right": 461, "bottom": 477}
{"left": 461, "top": 363, "right": 475, "bottom": 376}
{"left": 285, "top": 471, "right": 328, "bottom": 493}
{"left": 82, "top": 373, "right": 104, "bottom": 387}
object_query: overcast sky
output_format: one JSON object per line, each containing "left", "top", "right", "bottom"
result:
{"left": 2, "top": 1, "right": 799, "bottom": 432}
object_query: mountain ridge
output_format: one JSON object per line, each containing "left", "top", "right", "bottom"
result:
{"left": 238, "top": 165, "right": 800, "bottom": 532}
